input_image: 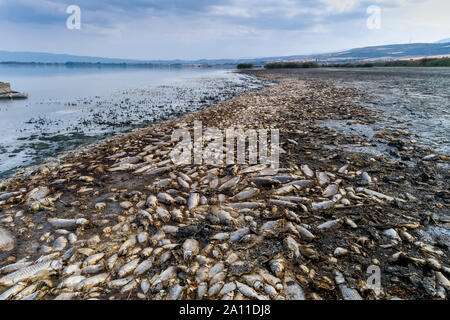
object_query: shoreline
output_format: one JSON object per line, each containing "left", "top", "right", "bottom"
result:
{"left": 0, "top": 70, "right": 271, "bottom": 181}
{"left": 0, "top": 70, "right": 449, "bottom": 300}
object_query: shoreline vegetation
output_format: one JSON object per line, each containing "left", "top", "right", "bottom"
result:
{"left": 237, "top": 63, "right": 254, "bottom": 69}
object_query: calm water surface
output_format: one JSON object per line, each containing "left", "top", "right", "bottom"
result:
{"left": 0, "top": 65, "right": 268, "bottom": 179}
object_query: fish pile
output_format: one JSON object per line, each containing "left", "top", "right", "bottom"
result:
{"left": 0, "top": 78, "right": 448, "bottom": 300}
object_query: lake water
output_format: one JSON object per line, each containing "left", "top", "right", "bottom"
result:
{"left": 0, "top": 65, "right": 268, "bottom": 179}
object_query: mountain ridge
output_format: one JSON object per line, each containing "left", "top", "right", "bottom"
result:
{"left": 1, "top": 41, "right": 450, "bottom": 65}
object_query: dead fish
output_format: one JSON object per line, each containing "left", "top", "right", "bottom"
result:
{"left": 170, "top": 209, "right": 183, "bottom": 222}
{"left": 154, "top": 179, "right": 172, "bottom": 188}
{"left": 338, "top": 164, "right": 349, "bottom": 174}
{"left": 258, "top": 269, "right": 282, "bottom": 290}
{"left": 0, "top": 262, "right": 32, "bottom": 275}
{"left": 83, "top": 253, "right": 105, "bottom": 267}
{"left": 14, "top": 282, "right": 42, "bottom": 300}
{"left": 54, "top": 292, "right": 78, "bottom": 300}
{"left": 188, "top": 193, "right": 200, "bottom": 210}
{"left": 219, "top": 282, "right": 237, "bottom": 296}
{"left": 316, "top": 172, "right": 330, "bottom": 186}
{"left": 0, "top": 191, "right": 21, "bottom": 200}
{"left": 177, "top": 172, "right": 192, "bottom": 183}
{"left": 260, "top": 219, "right": 286, "bottom": 237}
{"left": 0, "top": 227, "right": 15, "bottom": 252}
{"left": 284, "top": 236, "right": 301, "bottom": 259}
{"left": 361, "top": 172, "right": 372, "bottom": 185}
{"left": 145, "top": 166, "right": 170, "bottom": 176}
{"left": 284, "top": 276, "right": 305, "bottom": 300}
{"left": 250, "top": 177, "right": 282, "bottom": 187}
{"left": 311, "top": 200, "right": 335, "bottom": 210}
{"left": 106, "top": 254, "right": 119, "bottom": 270}
{"left": 218, "top": 176, "right": 241, "bottom": 191}
{"left": 435, "top": 271, "right": 450, "bottom": 290}
{"left": 322, "top": 184, "right": 339, "bottom": 197}
{"left": 296, "top": 225, "right": 316, "bottom": 240}
{"left": 156, "top": 206, "right": 171, "bottom": 222}
{"left": 236, "top": 281, "right": 260, "bottom": 299}
{"left": 141, "top": 278, "right": 150, "bottom": 294}
{"left": 47, "top": 218, "right": 77, "bottom": 229}
{"left": 158, "top": 193, "right": 175, "bottom": 205}
{"left": 177, "top": 177, "right": 190, "bottom": 190}
{"left": 300, "top": 165, "right": 314, "bottom": 178}
{"left": 81, "top": 264, "right": 104, "bottom": 275}
{"left": 317, "top": 219, "right": 341, "bottom": 230}
{"left": 146, "top": 195, "right": 158, "bottom": 207}
{"left": 270, "top": 199, "right": 297, "bottom": 208}
{"left": 134, "top": 259, "right": 153, "bottom": 276}
{"left": 334, "top": 247, "right": 348, "bottom": 257}
{"left": 272, "top": 175, "right": 299, "bottom": 183}
{"left": 215, "top": 210, "right": 235, "bottom": 226}
{"left": 167, "top": 284, "right": 184, "bottom": 300}
{"left": 242, "top": 274, "right": 264, "bottom": 290}
{"left": 182, "top": 239, "right": 199, "bottom": 260}
{"left": 273, "top": 185, "right": 295, "bottom": 196}
{"left": 383, "top": 228, "right": 400, "bottom": 240}
{"left": 75, "top": 273, "right": 109, "bottom": 290}
{"left": 108, "top": 277, "right": 133, "bottom": 289}
{"left": 118, "top": 258, "right": 140, "bottom": 278}
{"left": 25, "top": 186, "right": 49, "bottom": 205}
{"left": 357, "top": 188, "right": 405, "bottom": 203}
{"left": 212, "top": 232, "right": 230, "bottom": 241}
{"left": 197, "top": 282, "right": 208, "bottom": 299}
{"left": 228, "top": 202, "right": 265, "bottom": 209}
{"left": 274, "top": 196, "right": 310, "bottom": 203}
{"left": 119, "top": 236, "right": 136, "bottom": 255}
{"left": 0, "top": 282, "right": 26, "bottom": 300}
{"left": 62, "top": 263, "right": 81, "bottom": 277}
{"left": 230, "top": 228, "right": 250, "bottom": 242}
{"left": 231, "top": 188, "right": 259, "bottom": 201}
{"left": 209, "top": 263, "right": 225, "bottom": 279}
{"left": 287, "top": 180, "right": 313, "bottom": 187}
{"left": 340, "top": 285, "right": 363, "bottom": 300}
{"left": 269, "top": 258, "right": 285, "bottom": 278}
{"left": 239, "top": 164, "right": 267, "bottom": 174}
{"left": 53, "top": 236, "right": 67, "bottom": 251}
{"left": 264, "top": 284, "right": 278, "bottom": 298}
{"left": 57, "top": 275, "right": 86, "bottom": 289}
{"left": 152, "top": 266, "right": 177, "bottom": 287}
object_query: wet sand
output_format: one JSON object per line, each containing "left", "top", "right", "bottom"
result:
{"left": 0, "top": 70, "right": 448, "bottom": 300}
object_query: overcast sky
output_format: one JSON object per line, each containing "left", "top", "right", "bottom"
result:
{"left": 0, "top": 0, "right": 449, "bottom": 60}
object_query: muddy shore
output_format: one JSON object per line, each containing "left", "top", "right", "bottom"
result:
{"left": 0, "top": 70, "right": 448, "bottom": 300}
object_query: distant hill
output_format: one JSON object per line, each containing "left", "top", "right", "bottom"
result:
{"left": 295, "top": 42, "right": 450, "bottom": 63}
{"left": 1, "top": 41, "right": 450, "bottom": 66}
{"left": 0, "top": 51, "right": 144, "bottom": 64}
{"left": 435, "top": 38, "right": 450, "bottom": 44}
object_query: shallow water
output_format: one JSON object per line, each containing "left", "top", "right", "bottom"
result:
{"left": 273, "top": 67, "right": 450, "bottom": 155}
{"left": 0, "top": 65, "right": 269, "bottom": 179}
